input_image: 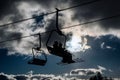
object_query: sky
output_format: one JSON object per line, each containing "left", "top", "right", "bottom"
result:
{"left": 0, "top": 0, "right": 120, "bottom": 80}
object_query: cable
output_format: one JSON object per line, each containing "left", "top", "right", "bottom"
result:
{"left": 0, "top": 34, "right": 38, "bottom": 44}
{"left": 0, "top": 0, "right": 100, "bottom": 28}
{"left": 60, "top": 0, "right": 101, "bottom": 12}
{"left": 0, "top": 12, "right": 55, "bottom": 28}
{"left": 0, "top": 13, "right": 120, "bottom": 44}
{"left": 61, "top": 14, "right": 120, "bottom": 30}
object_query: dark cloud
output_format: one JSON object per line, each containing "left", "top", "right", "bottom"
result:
{"left": 34, "top": 0, "right": 69, "bottom": 9}
{"left": 0, "top": 0, "right": 36, "bottom": 21}
{"left": 71, "top": 0, "right": 120, "bottom": 29}
{"left": 2, "top": 0, "right": 120, "bottom": 30}
{"left": 34, "top": 0, "right": 56, "bottom": 8}
{"left": 0, "top": 0, "right": 13, "bottom": 19}
{"left": 0, "top": 0, "right": 67, "bottom": 20}
{"left": 0, "top": 0, "right": 22, "bottom": 19}
{"left": 0, "top": 29, "right": 22, "bottom": 48}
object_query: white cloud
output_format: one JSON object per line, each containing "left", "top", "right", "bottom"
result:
{"left": 0, "top": 66, "right": 115, "bottom": 80}
{"left": 101, "top": 42, "right": 113, "bottom": 50}
{"left": 70, "top": 65, "right": 106, "bottom": 77}
{"left": 0, "top": 72, "right": 65, "bottom": 80}
{"left": 98, "top": 65, "right": 106, "bottom": 71}
{"left": 101, "top": 42, "right": 105, "bottom": 49}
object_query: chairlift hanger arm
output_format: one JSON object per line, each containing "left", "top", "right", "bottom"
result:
{"left": 32, "top": 48, "right": 35, "bottom": 58}
{"left": 56, "top": 8, "right": 59, "bottom": 31}
{"left": 46, "top": 8, "right": 67, "bottom": 48}
{"left": 55, "top": 8, "right": 64, "bottom": 36}
{"left": 33, "top": 33, "right": 41, "bottom": 51}
{"left": 38, "top": 33, "right": 41, "bottom": 48}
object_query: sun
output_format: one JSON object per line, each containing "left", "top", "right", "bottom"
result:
{"left": 66, "top": 36, "right": 82, "bottom": 53}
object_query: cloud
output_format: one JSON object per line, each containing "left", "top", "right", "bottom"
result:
{"left": 0, "top": 66, "right": 115, "bottom": 80}
{"left": 0, "top": 1, "right": 120, "bottom": 80}
{"left": 0, "top": 0, "right": 120, "bottom": 56}
{"left": 0, "top": 0, "right": 71, "bottom": 55}
{"left": 0, "top": 1, "right": 48, "bottom": 55}
{"left": 79, "top": 34, "right": 120, "bottom": 75}
{"left": 0, "top": 0, "right": 69, "bottom": 19}
{"left": 0, "top": 65, "right": 108, "bottom": 80}
{"left": 0, "top": 74, "right": 9, "bottom": 80}
{"left": 86, "top": 34, "right": 120, "bottom": 51}
{"left": 71, "top": 0, "right": 120, "bottom": 29}
{"left": 0, "top": 72, "right": 65, "bottom": 80}
{"left": 0, "top": 66, "right": 107, "bottom": 80}
{"left": 0, "top": 73, "right": 15, "bottom": 80}
{"left": 70, "top": 65, "right": 106, "bottom": 76}
{"left": 66, "top": 0, "right": 120, "bottom": 39}
{"left": 0, "top": 0, "right": 16, "bottom": 19}
{"left": 66, "top": 35, "right": 91, "bottom": 53}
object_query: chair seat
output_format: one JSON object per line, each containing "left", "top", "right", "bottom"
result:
{"left": 28, "top": 58, "right": 46, "bottom": 66}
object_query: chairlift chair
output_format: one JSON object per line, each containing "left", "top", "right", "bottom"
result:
{"left": 45, "top": 8, "right": 76, "bottom": 64}
{"left": 28, "top": 33, "right": 47, "bottom": 66}
{"left": 46, "top": 30, "right": 75, "bottom": 64}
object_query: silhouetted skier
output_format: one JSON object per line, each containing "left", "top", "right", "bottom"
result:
{"left": 52, "top": 41, "right": 74, "bottom": 63}
{"left": 53, "top": 41, "right": 59, "bottom": 51}
{"left": 59, "top": 42, "right": 63, "bottom": 49}
{"left": 53, "top": 41, "right": 65, "bottom": 53}
{"left": 52, "top": 41, "right": 63, "bottom": 57}
{"left": 53, "top": 41, "right": 58, "bottom": 48}
{"left": 58, "top": 42, "right": 66, "bottom": 51}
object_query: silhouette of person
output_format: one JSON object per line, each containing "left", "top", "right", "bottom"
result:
{"left": 53, "top": 41, "right": 74, "bottom": 63}
{"left": 53, "top": 41, "right": 58, "bottom": 48}
{"left": 53, "top": 41, "right": 59, "bottom": 51}
{"left": 59, "top": 42, "right": 62, "bottom": 49}
{"left": 58, "top": 42, "right": 65, "bottom": 51}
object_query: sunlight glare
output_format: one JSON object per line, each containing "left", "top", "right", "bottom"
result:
{"left": 66, "top": 36, "right": 82, "bottom": 53}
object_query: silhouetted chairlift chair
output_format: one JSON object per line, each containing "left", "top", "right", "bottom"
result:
{"left": 46, "top": 30, "right": 75, "bottom": 64}
{"left": 46, "top": 8, "right": 75, "bottom": 64}
{"left": 28, "top": 47, "right": 47, "bottom": 66}
{"left": 47, "top": 10, "right": 84, "bottom": 65}
{"left": 28, "top": 33, "right": 47, "bottom": 66}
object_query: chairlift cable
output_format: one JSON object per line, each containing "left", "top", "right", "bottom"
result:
{"left": 0, "top": 13, "right": 120, "bottom": 44}
{"left": 0, "top": 0, "right": 100, "bottom": 28}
